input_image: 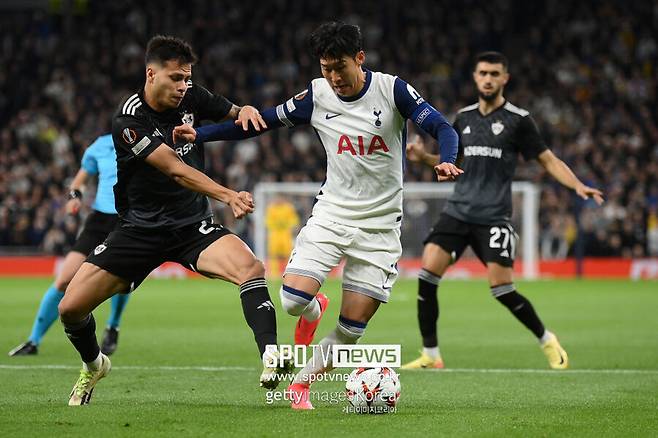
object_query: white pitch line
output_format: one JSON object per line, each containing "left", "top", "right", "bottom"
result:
{"left": 0, "top": 364, "right": 254, "bottom": 371}
{"left": 0, "top": 364, "right": 657, "bottom": 375}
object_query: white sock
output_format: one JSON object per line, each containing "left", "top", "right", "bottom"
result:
{"left": 83, "top": 352, "right": 103, "bottom": 372}
{"left": 539, "top": 330, "right": 553, "bottom": 345}
{"left": 301, "top": 298, "right": 321, "bottom": 322}
{"left": 293, "top": 321, "right": 364, "bottom": 385}
{"left": 293, "top": 335, "right": 336, "bottom": 385}
{"left": 423, "top": 346, "right": 440, "bottom": 359}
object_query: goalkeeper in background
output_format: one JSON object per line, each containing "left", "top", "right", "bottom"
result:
{"left": 265, "top": 196, "right": 299, "bottom": 276}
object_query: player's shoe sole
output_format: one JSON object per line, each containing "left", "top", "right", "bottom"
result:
{"left": 294, "top": 293, "right": 329, "bottom": 346}
{"left": 400, "top": 351, "right": 444, "bottom": 369}
{"left": 68, "top": 354, "right": 111, "bottom": 406}
{"left": 541, "top": 332, "right": 568, "bottom": 369}
{"left": 288, "top": 383, "right": 314, "bottom": 410}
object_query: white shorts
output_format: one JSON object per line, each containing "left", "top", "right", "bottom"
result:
{"left": 284, "top": 216, "right": 402, "bottom": 303}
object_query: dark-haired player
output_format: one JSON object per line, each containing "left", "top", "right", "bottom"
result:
{"left": 59, "top": 35, "right": 290, "bottom": 406}
{"left": 174, "top": 22, "right": 462, "bottom": 409}
{"left": 402, "top": 52, "right": 604, "bottom": 371}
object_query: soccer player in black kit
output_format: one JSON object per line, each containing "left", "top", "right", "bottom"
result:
{"left": 402, "top": 52, "right": 604, "bottom": 370}
{"left": 58, "top": 35, "right": 290, "bottom": 406}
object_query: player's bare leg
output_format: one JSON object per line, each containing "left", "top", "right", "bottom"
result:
{"left": 54, "top": 251, "right": 87, "bottom": 291}
{"left": 59, "top": 263, "right": 129, "bottom": 405}
{"left": 288, "top": 291, "right": 378, "bottom": 410}
{"left": 196, "top": 234, "right": 292, "bottom": 388}
{"left": 402, "top": 243, "right": 451, "bottom": 369}
{"left": 487, "top": 263, "right": 568, "bottom": 369}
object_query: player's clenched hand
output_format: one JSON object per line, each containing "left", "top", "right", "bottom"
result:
{"left": 235, "top": 105, "right": 267, "bottom": 131}
{"left": 65, "top": 198, "right": 82, "bottom": 215}
{"left": 405, "top": 135, "right": 426, "bottom": 163}
{"left": 229, "top": 191, "right": 255, "bottom": 219}
{"left": 575, "top": 183, "right": 604, "bottom": 205}
{"left": 173, "top": 124, "right": 197, "bottom": 143}
{"left": 434, "top": 162, "right": 464, "bottom": 182}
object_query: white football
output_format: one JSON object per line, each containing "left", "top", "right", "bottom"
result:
{"left": 345, "top": 367, "right": 401, "bottom": 413}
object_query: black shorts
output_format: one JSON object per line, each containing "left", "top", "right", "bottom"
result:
{"left": 86, "top": 219, "right": 232, "bottom": 291}
{"left": 423, "top": 213, "right": 518, "bottom": 268}
{"left": 70, "top": 211, "right": 119, "bottom": 256}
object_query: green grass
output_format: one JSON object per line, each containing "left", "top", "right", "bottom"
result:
{"left": 1, "top": 278, "right": 657, "bottom": 437}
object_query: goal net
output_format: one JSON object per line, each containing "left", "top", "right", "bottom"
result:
{"left": 252, "top": 182, "right": 540, "bottom": 279}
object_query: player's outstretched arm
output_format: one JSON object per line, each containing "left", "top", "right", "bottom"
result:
{"left": 537, "top": 149, "right": 604, "bottom": 205}
{"left": 174, "top": 106, "right": 286, "bottom": 144}
{"left": 225, "top": 104, "right": 268, "bottom": 131}
{"left": 145, "top": 144, "right": 254, "bottom": 218}
{"left": 394, "top": 78, "right": 462, "bottom": 181}
{"left": 175, "top": 86, "right": 314, "bottom": 144}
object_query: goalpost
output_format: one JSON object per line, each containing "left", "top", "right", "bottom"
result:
{"left": 253, "top": 182, "right": 540, "bottom": 279}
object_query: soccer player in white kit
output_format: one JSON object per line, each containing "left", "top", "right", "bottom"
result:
{"left": 174, "top": 22, "right": 462, "bottom": 409}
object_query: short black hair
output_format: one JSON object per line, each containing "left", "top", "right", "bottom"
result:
{"left": 473, "top": 51, "right": 508, "bottom": 70}
{"left": 145, "top": 35, "right": 197, "bottom": 66}
{"left": 308, "top": 22, "right": 363, "bottom": 60}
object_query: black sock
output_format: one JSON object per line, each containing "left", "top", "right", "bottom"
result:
{"left": 493, "top": 284, "right": 545, "bottom": 338}
{"left": 418, "top": 269, "right": 441, "bottom": 348}
{"left": 63, "top": 314, "right": 101, "bottom": 363}
{"left": 239, "top": 278, "right": 277, "bottom": 358}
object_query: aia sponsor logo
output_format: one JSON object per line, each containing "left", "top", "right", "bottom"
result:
{"left": 337, "top": 135, "right": 389, "bottom": 155}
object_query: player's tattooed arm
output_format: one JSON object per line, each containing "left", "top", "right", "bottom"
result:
{"left": 537, "top": 149, "right": 604, "bottom": 205}
{"left": 145, "top": 144, "right": 255, "bottom": 218}
{"left": 225, "top": 104, "right": 268, "bottom": 131}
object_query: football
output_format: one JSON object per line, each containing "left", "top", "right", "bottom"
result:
{"left": 345, "top": 367, "right": 401, "bottom": 413}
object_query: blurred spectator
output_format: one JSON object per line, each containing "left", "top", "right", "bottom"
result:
{"left": 0, "top": 0, "right": 655, "bottom": 258}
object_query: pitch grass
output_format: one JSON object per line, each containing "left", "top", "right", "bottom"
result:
{"left": 1, "top": 278, "right": 657, "bottom": 437}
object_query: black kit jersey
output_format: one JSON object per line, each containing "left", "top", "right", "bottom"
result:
{"left": 444, "top": 101, "right": 547, "bottom": 225}
{"left": 112, "top": 84, "right": 232, "bottom": 229}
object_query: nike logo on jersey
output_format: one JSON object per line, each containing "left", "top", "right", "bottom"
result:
{"left": 462, "top": 126, "right": 471, "bottom": 134}
{"left": 325, "top": 113, "right": 342, "bottom": 120}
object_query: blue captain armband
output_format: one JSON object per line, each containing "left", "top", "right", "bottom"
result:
{"left": 393, "top": 77, "right": 458, "bottom": 164}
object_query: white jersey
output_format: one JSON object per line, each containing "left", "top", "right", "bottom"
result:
{"left": 274, "top": 69, "right": 458, "bottom": 230}
{"left": 278, "top": 71, "right": 403, "bottom": 229}
{"left": 311, "top": 71, "right": 404, "bottom": 229}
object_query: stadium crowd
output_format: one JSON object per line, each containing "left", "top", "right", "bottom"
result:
{"left": 0, "top": 0, "right": 656, "bottom": 258}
